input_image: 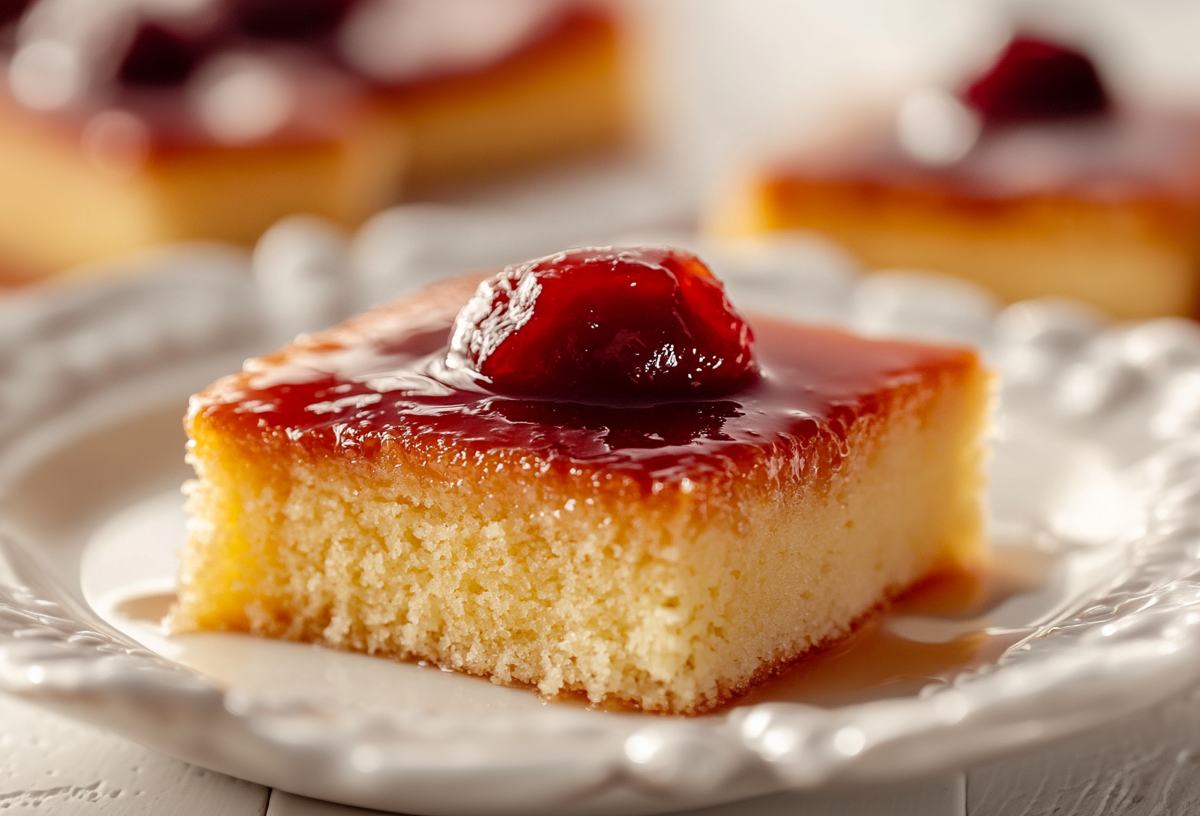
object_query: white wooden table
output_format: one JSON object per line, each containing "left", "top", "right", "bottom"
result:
{"left": 5, "top": 687, "right": 1199, "bottom": 816}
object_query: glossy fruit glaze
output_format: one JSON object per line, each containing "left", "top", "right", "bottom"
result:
{"left": 447, "top": 247, "right": 758, "bottom": 401}
{"left": 193, "top": 272, "right": 976, "bottom": 492}
{"left": 963, "top": 36, "right": 1109, "bottom": 126}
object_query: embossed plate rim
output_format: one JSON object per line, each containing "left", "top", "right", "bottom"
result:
{"left": 3, "top": 230, "right": 1200, "bottom": 815}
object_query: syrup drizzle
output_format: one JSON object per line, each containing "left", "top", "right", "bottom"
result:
{"left": 114, "top": 592, "right": 176, "bottom": 625}
{"left": 740, "top": 545, "right": 1049, "bottom": 708}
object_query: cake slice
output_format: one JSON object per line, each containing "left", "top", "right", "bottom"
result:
{"left": 710, "top": 35, "right": 1200, "bottom": 320}
{"left": 373, "top": 6, "right": 623, "bottom": 190}
{"left": 0, "top": 1, "right": 623, "bottom": 281}
{"left": 171, "top": 246, "right": 989, "bottom": 714}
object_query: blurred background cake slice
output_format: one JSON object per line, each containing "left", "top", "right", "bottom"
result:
{"left": 0, "top": 0, "right": 625, "bottom": 282}
{"left": 362, "top": 3, "right": 622, "bottom": 190}
{"left": 710, "top": 32, "right": 1200, "bottom": 320}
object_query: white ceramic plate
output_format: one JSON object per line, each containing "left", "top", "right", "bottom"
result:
{"left": 5, "top": 226, "right": 1200, "bottom": 816}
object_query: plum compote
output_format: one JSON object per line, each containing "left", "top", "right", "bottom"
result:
{"left": 448, "top": 246, "right": 759, "bottom": 402}
{"left": 963, "top": 36, "right": 1109, "bottom": 126}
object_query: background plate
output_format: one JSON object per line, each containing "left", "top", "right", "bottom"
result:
{"left": 4, "top": 220, "right": 1200, "bottom": 815}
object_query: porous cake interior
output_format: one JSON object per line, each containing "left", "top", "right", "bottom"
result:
{"left": 173, "top": 363, "right": 987, "bottom": 715}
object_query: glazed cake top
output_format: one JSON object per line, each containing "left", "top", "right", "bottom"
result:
{"left": 772, "top": 35, "right": 1200, "bottom": 204}
{"left": 776, "top": 114, "right": 1200, "bottom": 205}
{"left": 190, "top": 273, "right": 979, "bottom": 492}
{"left": 1, "top": 0, "right": 601, "bottom": 149}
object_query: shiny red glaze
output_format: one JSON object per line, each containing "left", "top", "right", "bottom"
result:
{"left": 193, "top": 276, "right": 978, "bottom": 492}
{"left": 963, "top": 36, "right": 1109, "bottom": 126}
{"left": 448, "top": 247, "right": 758, "bottom": 402}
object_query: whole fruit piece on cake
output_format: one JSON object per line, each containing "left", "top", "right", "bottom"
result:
{"left": 712, "top": 33, "right": 1200, "bottom": 320}
{"left": 962, "top": 36, "right": 1108, "bottom": 125}
{"left": 446, "top": 246, "right": 758, "bottom": 399}
{"left": 171, "top": 246, "right": 989, "bottom": 714}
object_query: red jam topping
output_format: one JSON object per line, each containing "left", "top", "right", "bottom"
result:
{"left": 448, "top": 247, "right": 758, "bottom": 402}
{"left": 0, "top": 0, "right": 31, "bottom": 28}
{"left": 963, "top": 36, "right": 1109, "bottom": 126}
{"left": 118, "top": 23, "right": 209, "bottom": 87}
{"left": 195, "top": 249, "right": 979, "bottom": 493}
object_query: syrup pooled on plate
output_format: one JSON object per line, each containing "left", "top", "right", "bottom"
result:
{"left": 739, "top": 545, "right": 1050, "bottom": 708}
{"left": 113, "top": 545, "right": 1049, "bottom": 712}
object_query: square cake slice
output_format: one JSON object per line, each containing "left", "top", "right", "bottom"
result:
{"left": 171, "top": 247, "right": 989, "bottom": 714}
{"left": 0, "top": 2, "right": 623, "bottom": 281}
{"left": 709, "top": 35, "right": 1200, "bottom": 320}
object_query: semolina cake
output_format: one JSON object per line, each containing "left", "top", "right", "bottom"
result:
{"left": 0, "top": 0, "right": 623, "bottom": 280}
{"left": 710, "top": 35, "right": 1200, "bottom": 320}
{"left": 170, "top": 246, "right": 989, "bottom": 714}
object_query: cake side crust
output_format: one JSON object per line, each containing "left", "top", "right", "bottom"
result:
{"left": 710, "top": 169, "right": 1200, "bottom": 320}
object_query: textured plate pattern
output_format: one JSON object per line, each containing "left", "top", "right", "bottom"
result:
{"left": 3, "top": 217, "right": 1200, "bottom": 815}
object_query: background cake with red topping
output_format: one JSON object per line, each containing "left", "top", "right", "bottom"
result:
{"left": 711, "top": 34, "right": 1200, "bottom": 320}
{"left": 170, "top": 246, "right": 989, "bottom": 714}
{"left": 0, "top": 0, "right": 624, "bottom": 281}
